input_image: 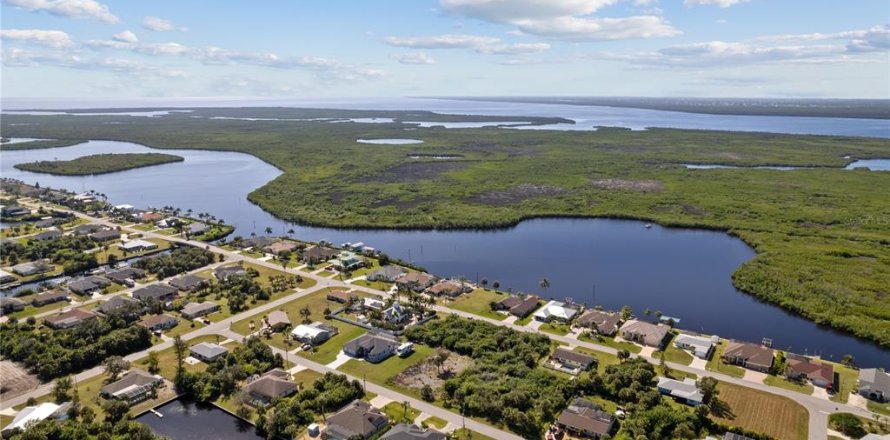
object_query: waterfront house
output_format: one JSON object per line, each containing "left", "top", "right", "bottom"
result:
{"left": 213, "top": 264, "right": 247, "bottom": 280}
{"left": 302, "top": 245, "right": 339, "bottom": 264}
{"left": 575, "top": 310, "right": 621, "bottom": 336}
{"left": 656, "top": 377, "right": 703, "bottom": 406}
{"left": 89, "top": 229, "right": 121, "bottom": 242}
{"left": 724, "top": 433, "right": 757, "bottom": 440}
{"left": 395, "top": 271, "right": 437, "bottom": 292}
{"left": 238, "top": 236, "right": 277, "bottom": 250}
{"left": 555, "top": 398, "right": 615, "bottom": 439}
{"left": 12, "top": 260, "right": 53, "bottom": 276}
{"left": 133, "top": 284, "right": 179, "bottom": 303}
{"left": 263, "top": 240, "right": 300, "bottom": 255}
{"left": 722, "top": 341, "right": 775, "bottom": 372}
{"left": 97, "top": 296, "right": 142, "bottom": 317}
{"left": 427, "top": 279, "right": 471, "bottom": 298}
{"left": 168, "top": 274, "right": 208, "bottom": 291}
{"left": 187, "top": 223, "right": 210, "bottom": 235}
{"left": 619, "top": 320, "right": 670, "bottom": 348}
{"left": 331, "top": 251, "right": 364, "bottom": 271}
{"left": 266, "top": 310, "right": 290, "bottom": 331}
{"left": 548, "top": 348, "right": 596, "bottom": 375}
{"left": 858, "top": 368, "right": 890, "bottom": 402}
{"left": 66, "top": 276, "right": 111, "bottom": 295}
{"left": 673, "top": 334, "right": 717, "bottom": 359}
{"left": 118, "top": 239, "right": 158, "bottom": 252}
{"left": 343, "top": 333, "right": 399, "bottom": 363}
{"left": 243, "top": 369, "right": 297, "bottom": 406}
{"left": 1, "top": 402, "right": 70, "bottom": 437}
{"left": 366, "top": 265, "right": 406, "bottom": 282}
{"left": 291, "top": 321, "right": 339, "bottom": 345}
{"left": 72, "top": 224, "right": 104, "bottom": 236}
{"left": 33, "top": 229, "right": 62, "bottom": 241}
{"left": 0, "top": 268, "right": 17, "bottom": 285}
{"left": 323, "top": 400, "right": 389, "bottom": 440}
{"left": 0, "top": 205, "right": 30, "bottom": 217}
{"left": 190, "top": 342, "right": 228, "bottom": 362}
{"left": 327, "top": 290, "right": 359, "bottom": 304}
{"left": 105, "top": 267, "right": 145, "bottom": 286}
{"left": 0, "top": 297, "right": 25, "bottom": 313}
{"left": 534, "top": 300, "right": 580, "bottom": 323}
{"left": 139, "top": 212, "right": 163, "bottom": 223}
{"left": 381, "top": 424, "right": 446, "bottom": 440}
{"left": 32, "top": 289, "right": 69, "bottom": 306}
{"left": 100, "top": 369, "right": 164, "bottom": 405}
{"left": 181, "top": 301, "right": 221, "bottom": 320}
{"left": 495, "top": 294, "right": 541, "bottom": 318}
{"left": 44, "top": 309, "right": 98, "bottom": 330}
{"left": 785, "top": 356, "right": 834, "bottom": 389}
{"left": 139, "top": 314, "right": 179, "bottom": 332}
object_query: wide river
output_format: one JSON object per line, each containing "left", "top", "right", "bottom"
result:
{"left": 1, "top": 137, "right": 887, "bottom": 367}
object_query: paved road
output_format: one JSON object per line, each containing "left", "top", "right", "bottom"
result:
{"left": 6, "top": 203, "right": 887, "bottom": 439}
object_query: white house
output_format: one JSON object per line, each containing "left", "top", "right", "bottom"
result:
{"left": 533, "top": 300, "right": 580, "bottom": 322}
{"left": 1, "top": 402, "right": 69, "bottom": 436}
{"left": 673, "top": 334, "right": 717, "bottom": 359}
{"left": 118, "top": 239, "right": 158, "bottom": 252}
{"left": 656, "top": 377, "right": 703, "bottom": 406}
{"left": 291, "top": 322, "right": 338, "bottom": 345}
{"left": 383, "top": 302, "right": 407, "bottom": 324}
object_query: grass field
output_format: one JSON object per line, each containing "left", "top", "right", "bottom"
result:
{"left": 763, "top": 375, "right": 815, "bottom": 395}
{"left": 423, "top": 416, "right": 447, "bottom": 429}
{"left": 868, "top": 400, "right": 890, "bottom": 417}
{"left": 382, "top": 401, "right": 421, "bottom": 424}
{"left": 830, "top": 361, "right": 858, "bottom": 404}
{"left": 446, "top": 288, "right": 507, "bottom": 321}
{"left": 450, "top": 428, "right": 496, "bottom": 440}
{"left": 574, "top": 345, "right": 621, "bottom": 374}
{"left": 578, "top": 333, "right": 643, "bottom": 354}
{"left": 658, "top": 333, "right": 694, "bottom": 366}
{"left": 711, "top": 381, "right": 809, "bottom": 440}
{"left": 136, "top": 334, "right": 232, "bottom": 380}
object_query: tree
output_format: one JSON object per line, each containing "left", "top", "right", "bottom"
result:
{"left": 433, "top": 349, "right": 449, "bottom": 375}
{"left": 698, "top": 376, "right": 719, "bottom": 409}
{"left": 841, "top": 354, "right": 855, "bottom": 367}
{"left": 102, "top": 399, "right": 130, "bottom": 424}
{"left": 617, "top": 349, "right": 631, "bottom": 363}
{"left": 146, "top": 351, "right": 160, "bottom": 374}
{"left": 173, "top": 335, "right": 187, "bottom": 381}
{"left": 104, "top": 356, "right": 129, "bottom": 382}
{"left": 492, "top": 280, "right": 500, "bottom": 291}
{"left": 620, "top": 305, "right": 632, "bottom": 321}
{"left": 538, "top": 278, "right": 550, "bottom": 296}
{"left": 299, "top": 306, "right": 312, "bottom": 324}
{"left": 265, "top": 226, "right": 273, "bottom": 235}
{"left": 52, "top": 376, "right": 72, "bottom": 403}
{"left": 829, "top": 413, "right": 866, "bottom": 438}
{"left": 421, "top": 384, "right": 435, "bottom": 402}
{"left": 480, "top": 278, "right": 488, "bottom": 289}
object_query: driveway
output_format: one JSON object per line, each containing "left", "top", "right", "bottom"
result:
{"left": 812, "top": 386, "right": 831, "bottom": 400}
{"left": 689, "top": 357, "right": 708, "bottom": 370}
{"left": 369, "top": 395, "right": 392, "bottom": 409}
{"left": 743, "top": 369, "right": 768, "bottom": 383}
{"left": 326, "top": 351, "right": 353, "bottom": 369}
{"left": 525, "top": 319, "right": 543, "bottom": 330}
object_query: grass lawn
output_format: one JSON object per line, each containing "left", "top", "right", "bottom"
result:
{"left": 711, "top": 381, "right": 808, "bottom": 440}
{"left": 231, "top": 287, "right": 347, "bottom": 335}
{"left": 338, "top": 344, "right": 434, "bottom": 398}
{"left": 292, "top": 369, "right": 324, "bottom": 388}
{"left": 7, "top": 298, "right": 69, "bottom": 319}
{"left": 97, "top": 238, "right": 171, "bottom": 264}
{"left": 446, "top": 288, "right": 507, "bottom": 321}
{"left": 657, "top": 333, "right": 694, "bottom": 366}
{"left": 868, "top": 400, "right": 890, "bottom": 417}
{"left": 450, "top": 428, "right": 496, "bottom": 440}
{"left": 514, "top": 314, "right": 534, "bottom": 326}
{"left": 578, "top": 333, "right": 642, "bottom": 354}
{"left": 243, "top": 262, "right": 316, "bottom": 290}
{"left": 132, "top": 223, "right": 155, "bottom": 231}
{"left": 829, "top": 362, "right": 858, "bottom": 404}
{"left": 155, "top": 228, "right": 177, "bottom": 236}
{"left": 423, "top": 416, "right": 447, "bottom": 430}
{"left": 382, "top": 401, "right": 421, "bottom": 424}
{"left": 298, "top": 322, "right": 367, "bottom": 364}
{"left": 350, "top": 278, "right": 393, "bottom": 291}
{"left": 706, "top": 340, "right": 746, "bottom": 378}
{"left": 136, "top": 334, "right": 231, "bottom": 380}
{"left": 829, "top": 413, "right": 890, "bottom": 436}
{"left": 763, "top": 375, "right": 814, "bottom": 395}
{"left": 539, "top": 322, "right": 571, "bottom": 336}
{"left": 161, "top": 319, "right": 205, "bottom": 339}
{"left": 574, "top": 346, "right": 621, "bottom": 374}
{"left": 344, "top": 259, "right": 383, "bottom": 279}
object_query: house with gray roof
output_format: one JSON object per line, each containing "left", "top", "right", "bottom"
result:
{"left": 722, "top": 341, "right": 774, "bottom": 373}
{"left": 534, "top": 300, "right": 580, "bottom": 322}
{"left": 11, "top": 260, "right": 53, "bottom": 276}
{"left": 190, "top": 342, "right": 228, "bottom": 363}
{"left": 168, "top": 274, "right": 208, "bottom": 291}
{"left": 44, "top": 309, "right": 98, "bottom": 329}
{"left": 33, "top": 229, "right": 62, "bottom": 241}
{"left": 187, "top": 223, "right": 210, "bottom": 235}
{"left": 213, "top": 264, "right": 247, "bottom": 280}
{"left": 0, "top": 297, "right": 25, "bottom": 313}
{"left": 89, "top": 229, "right": 121, "bottom": 242}
{"left": 575, "top": 310, "right": 621, "bottom": 336}
{"left": 674, "top": 334, "right": 717, "bottom": 359}
{"left": 181, "top": 301, "right": 220, "bottom": 320}
{"left": 100, "top": 370, "right": 164, "bottom": 405}
{"left": 548, "top": 348, "right": 596, "bottom": 375}
{"left": 343, "top": 333, "right": 399, "bottom": 363}
{"left": 67, "top": 276, "right": 111, "bottom": 295}
{"left": 105, "top": 267, "right": 145, "bottom": 286}
{"left": 32, "top": 289, "right": 69, "bottom": 306}
{"left": 366, "top": 265, "right": 406, "bottom": 282}
{"left": 97, "top": 295, "right": 142, "bottom": 317}
{"left": 382, "top": 424, "right": 446, "bottom": 440}
{"left": 133, "top": 284, "right": 179, "bottom": 303}
{"left": 243, "top": 369, "right": 297, "bottom": 406}
{"left": 859, "top": 368, "right": 890, "bottom": 402}
{"left": 139, "top": 314, "right": 179, "bottom": 332}
{"left": 555, "top": 399, "right": 614, "bottom": 440}
{"left": 323, "top": 400, "right": 389, "bottom": 440}
{"left": 656, "top": 377, "right": 703, "bottom": 406}
{"left": 619, "top": 320, "right": 670, "bottom": 348}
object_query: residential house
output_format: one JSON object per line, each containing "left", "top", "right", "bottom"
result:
{"left": 0, "top": 268, "right": 17, "bottom": 284}
{"left": 263, "top": 240, "right": 300, "bottom": 255}
{"left": 187, "top": 223, "right": 210, "bottom": 235}
{"left": 359, "top": 297, "right": 386, "bottom": 311}
{"left": 97, "top": 296, "right": 142, "bottom": 317}
{"left": 243, "top": 369, "right": 297, "bottom": 406}
{"left": 100, "top": 370, "right": 164, "bottom": 405}
{"left": 575, "top": 310, "right": 621, "bottom": 336}
{"left": 33, "top": 229, "right": 62, "bottom": 241}
{"left": 118, "top": 239, "right": 158, "bottom": 252}
{"left": 105, "top": 267, "right": 145, "bottom": 286}
{"left": 32, "top": 289, "right": 69, "bottom": 306}
{"left": 214, "top": 264, "right": 247, "bottom": 280}
{"left": 395, "top": 272, "right": 436, "bottom": 291}
{"left": 327, "top": 290, "right": 359, "bottom": 304}
{"left": 426, "top": 279, "right": 471, "bottom": 298}
{"left": 495, "top": 294, "right": 541, "bottom": 318}
{"left": 381, "top": 424, "right": 446, "bottom": 440}
{"left": 323, "top": 400, "right": 389, "bottom": 440}
{"left": 674, "top": 334, "right": 717, "bottom": 359}
{"left": 724, "top": 433, "right": 757, "bottom": 440}
{"left": 858, "top": 368, "right": 890, "bottom": 402}
{"left": 266, "top": 310, "right": 290, "bottom": 331}
{"left": 181, "top": 301, "right": 221, "bottom": 320}
{"left": 44, "top": 309, "right": 98, "bottom": 329}
{"left": 89, "top": 229, "right": 121, "bottom": 242}
{"left": 238, "top": 236, "right": 277, "bottom": 250}
{"left": 71, "top": 224, "right": 104, "bottom": 236}
{"left": 66, "top": 276, "right": 111, "bottom": 295}
{"left": 0, "top": 297, "right": 25, "bottom": 313}
{"left": 785, "top": 356, "right": 834, "bottom": 389}
{"left": 534, "top": 300, "right": 580, "bottom": 322}
{"left": 331, "top": 251, "right": 364, "bottom": 271}
{"left": 12, "top": 260, "right": 53, "bottom": 276}
{"left": 139, "top": 212, "right": 163, "bottom": 223}
{"left": 291, "top": 321, "right": 339, "bottom": 345}
{"left": 555, "top": 399, "right": 615, "bottom": 439}
{"left": 656, "top": 377, "right": 703, "bottom": 406}
{"left": 168, "top": 274, "right": 208, "bottom": 291}
{"left": 301, "top": 245, "right": 338, "bottom": 264}
{"left": 133, "top": 284, "right": 179, "bottom": 303}
{"left": 343, "top": 333, "right": 399, "bottom": 363}
{"left": 0, "top": 205, "right": 30, "bottom": 217}
{"left": 1, "top": 402, "right": 70, "bottom": 437}
{"left": 366, "top": 266, "right": 406, "bottom": 283}
{"left": 190, "top": 342, "right": 228, "bottom": 362}
{"left": 548, "top": 348, "right": 596, "bottom": 375}
{"left": 722, "top": 341, "right": 775, "bottom": 373}
{"left": 139, "top": 314, "right": 179, "bottom": 332}
{"left": 619, "top": 320, "right": 670, "bottom": 348}
{"left": 383, "top": 302, "right": 408, "bottom": 324}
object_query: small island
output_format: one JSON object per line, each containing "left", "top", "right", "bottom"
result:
{"left": 13, "top": 153, "right": 184, "bottom": 175}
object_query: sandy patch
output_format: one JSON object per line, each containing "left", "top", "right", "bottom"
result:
{"left": 503, "top": 315, "right": 518, "bottom": 324}
{"left": 391, "top": 351, "right": 473, "bottom": 391}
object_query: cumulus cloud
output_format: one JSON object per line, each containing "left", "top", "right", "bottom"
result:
{"left": 477, "top": 42, "right": 550, "bottom": 54}
{"left": 3, "top": 0, "right": 119, "bottom": 23}
{"left": 0, "top": 29, "right": 74, "bottom": 48}
{"left": 391, "top": 52, "right": 436, "bottom": 64}
{"left": 684, "top": 0, "right": 748, "bottom": 7}
{"left": 142, "top": 16, "right": 187, "bottom": 32}
{"left": 438, "top": 0, "right": 679, "bottom": 41}
{"left": 383, "top": 34, "right": 500, "bottom": 49}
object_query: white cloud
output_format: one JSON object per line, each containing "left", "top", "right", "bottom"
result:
{"left": 477, "top": 42, "right": 550, "bottom": 54}
{"left": 684, "top": 0, "right": 748, "bottom": 7}
{"left": 383, "top": 34, "right": 500, "bottom": 49}
{"left": 142, "top": 16, "right": 187, "bottom": 32}
{"left": 113, "top": 30, "right": 138, "bottom": 44}
{"left": 438, "top": 0, "right": 679, "bottom": 41}
{"left": 135, "top": 42, "right": 191, "bottom": 56}
{"left": 391, "top": 52, "right": 436, "bottom": 64}
{"left": 3, "top": 0, "right": 119, "bottom": 23}
{"left": 0, "top": 29, "right": 74, "bottom": 48}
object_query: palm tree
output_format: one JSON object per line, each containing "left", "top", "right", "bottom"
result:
{"left": 539, "top": 278, "right": 550, "bottom": 297}
{"left": 265, "top": 226, "right": 273, "bottom": 236}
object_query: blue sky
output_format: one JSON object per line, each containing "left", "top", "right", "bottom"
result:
{"left": 1, "top": 0, "right": 888, "bottom": 99}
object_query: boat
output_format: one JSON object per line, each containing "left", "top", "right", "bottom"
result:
{"left": 645, "top": 223, "right": 652, "bottom": 229}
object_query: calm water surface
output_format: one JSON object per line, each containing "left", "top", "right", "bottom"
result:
{"left": 136, "top": 398, "right": 261, "bottom": 440}
{"left": 1, "top": 140, "right": 887, "bottom": 367}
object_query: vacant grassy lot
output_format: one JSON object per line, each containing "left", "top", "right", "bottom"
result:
{"left": 382, "top": 401, "right": 421, "bottom": 424}
{"left": 446, "top": 288, "right": 507, "bottom": 321}
{"left": 711, "top": 381, "right": 808, "bottom": 440}
{"left": 579, "top": 333, "right": 642, "bottom": 354}
{"left": 573, "top": 346, "right": 620, "bottom": 374}
{"left": 658, "top": 333, "right": 694, "bottom": 366}
{"left": 136, "top": 334, "right": 232, "bottom": 380}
